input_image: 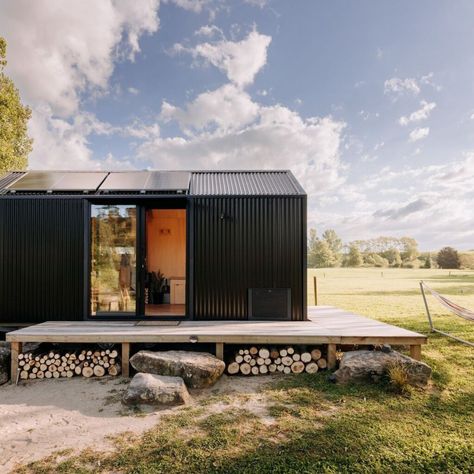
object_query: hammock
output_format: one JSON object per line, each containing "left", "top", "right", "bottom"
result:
{"left": 420, "top": 281, "right": 474, "bottom": 322}
{"left": 420, "top": 281, "right": 474, "bottom": 347}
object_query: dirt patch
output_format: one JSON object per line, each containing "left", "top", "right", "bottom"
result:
{"left": 0, "top": 377, "right": 177, "bottom": 472}
{"left": 0, "top": 374, "right": 276, "bottom": 472}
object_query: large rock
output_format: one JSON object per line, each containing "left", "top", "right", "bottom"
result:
{"left": 331, "top": 350, "right": 432, "bottom": 386}
{"left": 122, "top": 373, "right": 190, "bottom": 406}
{"left": 130, "top": 350, "right": 225, "bottom": 388}
{"left": 0, "top": 342, "right": 10, "bottom": 385}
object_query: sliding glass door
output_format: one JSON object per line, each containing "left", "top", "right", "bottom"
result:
{"left": 90, "top": 204, "right": 137, "bottom": 316}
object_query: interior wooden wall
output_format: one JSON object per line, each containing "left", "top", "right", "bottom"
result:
{"left": 146, "top": 209, "right": 186, "bottom": 278}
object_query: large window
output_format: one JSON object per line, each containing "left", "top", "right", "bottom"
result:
{"left": 90, "top": 205, "right": 136, "bottom": 315}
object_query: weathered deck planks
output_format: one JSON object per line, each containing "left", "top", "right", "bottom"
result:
{"left": 6, "top": 306, "right": 427, "bottom": 381}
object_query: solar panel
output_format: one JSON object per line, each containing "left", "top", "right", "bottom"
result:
{"left": 8, "top": 171, "right": 108, "bottom": 191}
{"left": 99, "top": 171, "right": 190, "bottom": 192}
{"left": 8, "top": 171, "right": 58, "bottom": 191}
{"left": 145, "top": 171, "right": 190, "bottom": 191}
{"left": 98, "top": 171, "right": 149, "bottom": 191}
{"left": 52, "top": 172, "right": 107, "bottom": 191}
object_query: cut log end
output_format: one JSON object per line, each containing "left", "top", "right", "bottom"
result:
{"left": 227, "top": 362, "right": 240, "bottom": 375}
{"left": 240, "top": 363, "right": 251, "bottom": 375}
{"left": 291, "top": 361, "right": 305, "bottom": 374}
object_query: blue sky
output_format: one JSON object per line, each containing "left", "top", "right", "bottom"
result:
{"left": 1, "top": 0, "right": 474, "bottom": 250}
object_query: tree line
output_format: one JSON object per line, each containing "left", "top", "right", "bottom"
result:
{"left": 308, "top": 229, "right": 473, "bottom": 270}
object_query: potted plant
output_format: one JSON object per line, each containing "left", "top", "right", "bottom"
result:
{"left": 149, "top": 270, "right": 165, "bottom": 304}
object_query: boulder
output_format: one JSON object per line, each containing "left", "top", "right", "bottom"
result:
{"left": 122, "top": 373, "right": 190, "bottom": 406}
{"left": 130, "top": 350, "right": 225, "bottom": 388}
{"left": 330, "top": 350, "right": 431, "bottom": 387}
{"left": 0, "top": 342, "right": 10, "bottom": 385}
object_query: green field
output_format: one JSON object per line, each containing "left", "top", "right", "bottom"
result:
{"left": 309, "top": 268, "right": 474, "bottom": 342}
{"left": 19, "top": 269, "right": 474, "bottom": 474}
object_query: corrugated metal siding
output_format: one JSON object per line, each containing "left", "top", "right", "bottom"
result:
{"left": 192, "top": 196, "right": 305, "bottom": 320}
{"left": 0, "top": 172, "right": 25, "bottom": 194}
{"left": 190, "top": 171, "right": 304, "bottom": 196}
{"left": 0, "top": 199, "right": 85, "bottom": 323}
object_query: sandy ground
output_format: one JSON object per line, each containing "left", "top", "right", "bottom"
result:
{"left": 0, "top": 375, "right": 272, "bottom": 473}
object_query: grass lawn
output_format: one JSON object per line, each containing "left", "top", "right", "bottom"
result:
{"left": 17, "top": 269, "right": 474, "bottom": 474}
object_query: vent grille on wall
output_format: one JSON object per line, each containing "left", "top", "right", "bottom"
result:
{"left": 248, "top": 288, "right": 291, "bottom": 320}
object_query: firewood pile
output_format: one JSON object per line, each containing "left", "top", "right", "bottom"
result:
{"left": 226, "top": 346, "right": 327, "bottom": 375}
{"left": 18, "top": 348, "right": 121, "bottom": 381}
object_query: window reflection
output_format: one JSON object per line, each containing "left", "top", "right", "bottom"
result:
{"left": 91, "top": 205, "right": 136, "bottom": 315}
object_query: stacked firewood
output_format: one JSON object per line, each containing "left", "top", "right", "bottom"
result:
{"left": 18, "top": 349, "right": 121, "bottom": 380}
{"left": 226, "top": 346, "right": 327, "bottom": 376}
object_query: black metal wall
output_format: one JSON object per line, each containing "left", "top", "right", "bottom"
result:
{"left": 0, "top": 198, "right": 85, "bottom": 323}
{"left": 192, "top": 196, "right": 306, "bottom": 320}
{"left": 0, "top": 195, "right": 306, "bottom": 323}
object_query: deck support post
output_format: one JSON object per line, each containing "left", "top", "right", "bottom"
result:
{"left": 215, "top": 342, "right": 224, "bottom": 361}
{"left": 10, "top": 341, "right": 22, "bottom": 384}
{"left": 327, "top": 343, "right": 337, "bottom": 369}
{"left": 410, "top": 344, "right": 421, "bottom": 361}
{"left": 121, "top": 342, "right": 130, "bottom": 378}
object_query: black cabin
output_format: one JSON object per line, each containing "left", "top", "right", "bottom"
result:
{"left": 0, "top": 170, "right": 307, "bottom": 324}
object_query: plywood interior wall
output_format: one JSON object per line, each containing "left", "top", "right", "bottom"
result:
{"left": 146, "top": 209, "right": 186, "bottom": 278}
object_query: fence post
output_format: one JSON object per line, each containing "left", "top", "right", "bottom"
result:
{"left": 313, "top": 276, "right": 318, "bottom": 306}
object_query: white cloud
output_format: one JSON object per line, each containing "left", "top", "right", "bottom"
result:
{"left": 0, "top": 0, "right": 159, "bottom": 117}
{"left": 161, "top": 83, "right": 259, "bottom": 132}
{"left": 399, "top": 100, "right": 436, "bottom": 126}
{"left": 244, "top": 0, "right": 269, "bottom": 7}
{"left": 123, "top": 122, "right": 161, "bottom": 140}
{"left": 164, "top": 0, "right": 210, "bottom": 13}
{"left": 384, "top": 77, "right": 420, "bottom": 96}
{"left": 0, "top": 0, "right": 160, "bottom": 168}
{"left": 173, "top": 29, "right": 272, "bottom": 87}
{"left": 409, "top": 127, "right": 430, "bottom": 142}
{"left": 420, "top": 72, "right": 442, "bottom": 92}
{"left": 138, "top": 104, "right": 346, "bottom": 196}
{"left": 194, "top": 25, "right": 224, "bottom": 39}
{"left": 359, "top": 110, "right": 380, "bottom": 121}
{"left": 128, "top": 87, "right": 140, "bottom": 95}
{"left": 312, "top": 154, "right": 474, "bottom": 250}
{"left": 27, "top": 108, "right": 100, "bottom": 170}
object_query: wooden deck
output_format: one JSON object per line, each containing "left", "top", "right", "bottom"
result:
{"left": 6, "top": 306, "right": 427, "bottom": 380}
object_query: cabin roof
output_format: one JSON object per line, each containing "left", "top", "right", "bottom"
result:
{"left": 0, "top": 170, "right": 306, "bottom": 196}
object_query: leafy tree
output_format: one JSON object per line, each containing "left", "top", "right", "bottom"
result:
{"left": 322, "top": 229, "right": 342, "bottom": 265}
{"left": 364, "top": 253, "right": 389, "bottom": 267}
{"left": 0, "top": 37, "right": 32, "bottom": 172}
{"left": 400, "top": 237, "right": 419, "bottom": 262}
{"left": 307, "top": 228, "right": 319, "bottom": 268}
{"left": 322, "top": 229, "right": 342, "bottom": 254}
{"left": 343, "top": 244, "right": 363, "bottom": 267}
{"left": 437, "top": 247, "right": 461, "bottom": 269}
{"left": 311, "top": 240, "right": 337, "bottom": 268}
{"left": 423, "top": 254, "right": 432, "bottom": 269}
{"left": 381, "top": 248, "right": 402, "bottom": 267}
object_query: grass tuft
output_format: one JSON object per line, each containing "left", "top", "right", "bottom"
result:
{"left": 387, "top": 362, "right": 413, "bottom": 396}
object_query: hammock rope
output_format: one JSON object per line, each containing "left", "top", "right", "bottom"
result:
{"left": 420, "top": 281, "right": 474, "bottom": 347}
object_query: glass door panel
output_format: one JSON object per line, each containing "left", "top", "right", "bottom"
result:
{"left": 145, "top": 208, "right": 186, "bottom": 317}
{"left": 90, "top": 204, "right": 137, "bottom": 315}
